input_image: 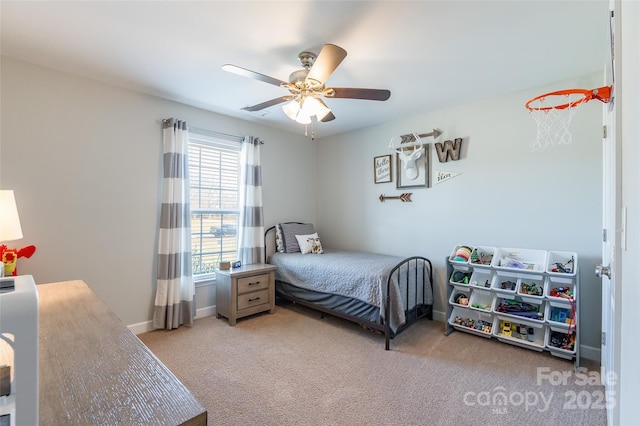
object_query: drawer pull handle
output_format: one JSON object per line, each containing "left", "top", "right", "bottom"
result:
{"left": 248, "top": 297, "right": 261, "bottom": 302}
{"left": 248, "top": 281, "right": 261, "bottom": 286}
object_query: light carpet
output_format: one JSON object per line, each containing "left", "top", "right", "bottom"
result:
{"left": 138, "top": 302, "right": 607, "bottom": 426}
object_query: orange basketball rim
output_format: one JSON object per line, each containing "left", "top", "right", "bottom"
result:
{"left": 525, "top": 85, "right": 612, "bottom": 111}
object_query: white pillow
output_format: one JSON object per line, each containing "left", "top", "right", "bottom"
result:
{"left": 295, "top": 232, "right": 319, "bottom": 254}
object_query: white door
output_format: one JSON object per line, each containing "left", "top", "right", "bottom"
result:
{"left": 600, "top": 92, "right": 616, "bottom": 423}
{"left": 597, "top": 2, "right": 618, "bottom": 424}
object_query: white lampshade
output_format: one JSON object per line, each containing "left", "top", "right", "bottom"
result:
{"left": 0, "top": 190, "right": 24, "bottom": 242}
{"left": 295, "top": 111, "right": 311, "bottom": 124}
{"left": 301, "top": 97, "right": 322, "bottom": 115}
{"left": 302, "top": 97, "right": 332, "bottom": 121}
{"left": 282, "top": 98, "right": 301, "bottom": 120}
{"left": 283, "top": 96, "right": 332, "bottom": 124}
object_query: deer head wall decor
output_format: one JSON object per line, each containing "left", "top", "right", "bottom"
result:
{"left": 389, "top": 132, "right": 424, "bottom": 180}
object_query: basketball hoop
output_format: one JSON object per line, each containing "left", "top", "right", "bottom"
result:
{"left": 525, "top": 86, "right": 611, "bottom": 151}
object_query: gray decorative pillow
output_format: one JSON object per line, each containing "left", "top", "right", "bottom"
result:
{"left": 278, "top": 223, "right": 316, "bottom": 253}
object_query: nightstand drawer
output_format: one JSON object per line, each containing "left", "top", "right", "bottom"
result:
{"left": 237, "top": 273, "right": 270, "bottom": 294}
{"left": 237, "top": 289, "right": 269, "bottom": 311}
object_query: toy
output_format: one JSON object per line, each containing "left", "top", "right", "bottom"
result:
{"left": 515, "top": 324, "right": 530, "bottom": 340}
{"left": 500, "top": 280, "right": 517, "bottom": 291}
{"left": 454, "top": 316, "right": 492, "bottom": 334}
{"left": 451, "top": 270, "right": 471, "bottom": 284}
{"left": 501, "top": 321, "right": 512, "bottom": 336}
{"left": 550, "top": 331, "right": 575, "bottom": 351}
{"left": 470, "top": 249, "right": 493, "bottom": 265}
{"left": 454, "top": 293, "right": 469, "bottom": 306}
{"left": 452, "top": 246, "right": 472, "bottom": 262}
{"left": 495, "top": 299, "right": 544, "bottom": 320}
{"left": 527, "top": 327, "right": 535, "bottom": 342}
{"left": 471, "top": 303, "right": 491, "bottom": 311}
{"left": 0, "top": 244, "right": 36, "bottom": 276}
{"left": 551, "top": 256, "right": 575, "bottom": 274}
{"left": 453, "top": 246, "right": 472, "bottom": 262}
{"left": 519, "top": 282, "right": 542, "bottom": 296}
{"left": 550, "top": 286, "right": 574, "bottom": 299}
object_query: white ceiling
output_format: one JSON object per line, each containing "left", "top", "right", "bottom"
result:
{"left": 0, "top": 1, "right": 609, "bottom": 139}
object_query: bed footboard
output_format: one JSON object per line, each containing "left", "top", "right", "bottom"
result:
{"left": 384, "top": 256, "right": 434, "bottom": 350}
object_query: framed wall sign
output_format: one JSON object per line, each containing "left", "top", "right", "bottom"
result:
{"left": 374, "top": 155, "right": 392, "bottom": 184}
{"left": 396, "top": 145, "right": 429, "bottom": 189}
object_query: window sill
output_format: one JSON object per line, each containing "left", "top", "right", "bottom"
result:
{"left": 194, "top": 275, "right": 216, "bottom": 288}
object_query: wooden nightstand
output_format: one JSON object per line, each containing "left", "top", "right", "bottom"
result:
{"left": 215, "top": 263, "right": 277, "bottom": 326}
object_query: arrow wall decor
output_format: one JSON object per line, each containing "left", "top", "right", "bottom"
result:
{"left": 398, "top": 128, "right": 442, "bottom": 144}
{"left": 379, "top": 193, "right": 412, "bottom": 202}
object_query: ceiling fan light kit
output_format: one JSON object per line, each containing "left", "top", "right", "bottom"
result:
{"left": 282, "top": 96, "right": 332, "bottom": 124}
{"left": 223, "top": 43, "right": 391, "bottom": 131}
{"left": 282, "top": 98, "right": 310, "bottom": 124}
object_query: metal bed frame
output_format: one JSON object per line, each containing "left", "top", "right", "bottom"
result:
{"left": 264, "top": 223, "right": 434, "bottom": 349}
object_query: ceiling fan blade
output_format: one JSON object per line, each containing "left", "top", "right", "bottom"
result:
{"left": 241, "top": 96, "right": 294, "bottom": 112}
{"left": 326, "top": 87, "right": 391, "bottom": 101}
{"left": 305, "top": 44, "right": 347, "bottom": 86}
{"left": 222, "top": 64, "right": 289, "bottom": 87}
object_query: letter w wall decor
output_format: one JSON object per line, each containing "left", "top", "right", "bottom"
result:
{"left": 435, "top": 138, "right": 463, "bottom": 162}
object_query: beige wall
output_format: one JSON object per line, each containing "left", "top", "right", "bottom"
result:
{"left": 1, "top": 57, "right": 605, "bottom": 359}
{"left": 317, "top": 72, "right": 604, "bottom": 356}
{"left": 0, "top": 57, "right": 316, "bottom": 326}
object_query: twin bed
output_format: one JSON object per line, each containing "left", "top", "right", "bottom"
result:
{"left": 264, "top": 222, "right": 434, "bottom": 349}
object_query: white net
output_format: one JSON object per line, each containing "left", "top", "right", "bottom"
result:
{"left": 527, "top": 93, "right": 589, "bottom": 152}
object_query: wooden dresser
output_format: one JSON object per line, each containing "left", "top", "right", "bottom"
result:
{"left": 37, "top": 280, "right": 207, "bottom": 425}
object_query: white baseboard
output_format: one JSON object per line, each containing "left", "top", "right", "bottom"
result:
{"left": 195, "top": 305, "right": 216, "bottom": 320}
{"left": 580, "top": 344, "right": 601, "bottom": 363}
{"left": 128, "top": 305, "right": 216, "bottom": 335}
{"left": 432, "top": 309, "right": 447, "bottom": 323}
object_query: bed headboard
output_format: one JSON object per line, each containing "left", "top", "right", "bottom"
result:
{"left": 263, "top": 222, "right": 309, "bottom": 263}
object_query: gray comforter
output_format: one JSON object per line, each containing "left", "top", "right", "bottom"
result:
{"left": 268, "top": 250, "right": 432, "bottom": 332}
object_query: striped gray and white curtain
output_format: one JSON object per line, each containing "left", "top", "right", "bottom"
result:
{"left": 153, "top": 118, "right": 194, "bottom": 330}
{"left": 237, "top": 135, "right": 264, "bottom": 265}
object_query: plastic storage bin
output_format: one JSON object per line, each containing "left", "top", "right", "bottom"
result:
{"left": 490, "top": 271, "right": 520, "bottom": 296}
{"left": 546, "top": 251, "right": 578, "bottom": 277}
{"left": 491, "top": 247, "right": 548, "bottom": 272}
{"left": 448, "top": 306, "right": 493, "bottom": 338}
{"left": 516, "top": 274, "right": 546, "bottom": 304}
{"left": 494, "top": 295, "right": 546, "bottom": 324}
{"left": 493, "top": 316, "right": 547, "bottom": 351}
{"left": 449, "top": 266, "right": 473, "bottom": 290}
{"left": 469, "top": 246, "right": 495, "bottom": 268}
{"left": 469, "top": 289, "right": 495, "bottom": 313}
{"left": 449, "top": 287, "right": 472, "bottom": 309}
{"left": 546, "top": 329, "right": 577, "bottom": 359}
{"left": 545, "top": 301, "right": 576, "bottom": 330}
{"left": 449, "top": 245, "right": 474, "bottom": 264}
{"left": 469, "top": 269, "right": 493, "bottom": 289}
{"left": 545, "top": 276, "right": 576, "bottom": 303}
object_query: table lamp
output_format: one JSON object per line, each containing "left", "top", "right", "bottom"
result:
{"left": 0, "top": 190, "right": 24, "bottom": 280}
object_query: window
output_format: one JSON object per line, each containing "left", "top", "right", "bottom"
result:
{"left": 188, "top": 131, "right": 241, "bottom": 282}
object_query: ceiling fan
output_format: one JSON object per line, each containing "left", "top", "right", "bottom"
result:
{"left": 222, "top": 44, "right": 391, "bottom": 124}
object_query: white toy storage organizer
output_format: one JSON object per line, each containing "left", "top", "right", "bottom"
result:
{"left": 0, "top": 275, "right": 39, "bottom": 426}
{"left": 445, "top": 245, "right": 580, "bottom": 367}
